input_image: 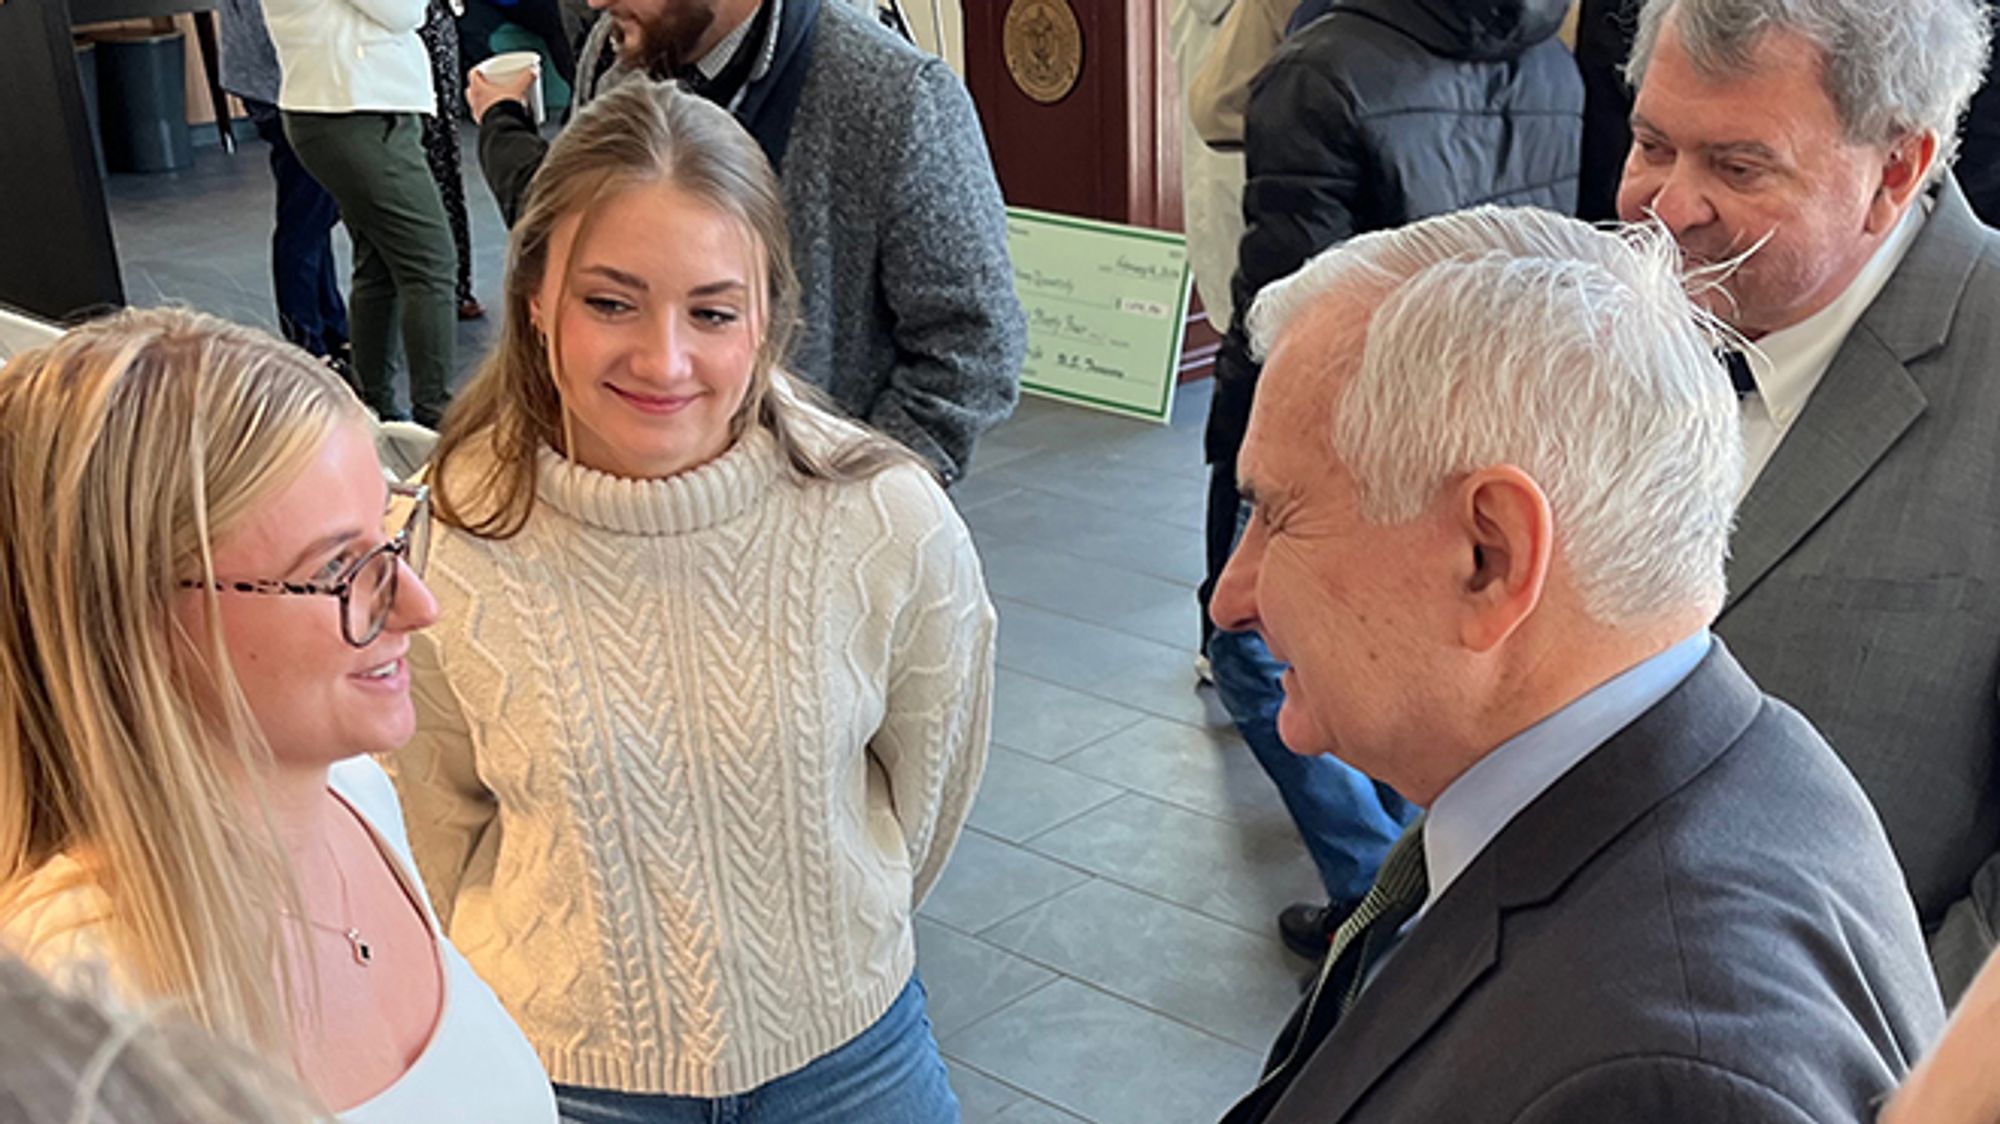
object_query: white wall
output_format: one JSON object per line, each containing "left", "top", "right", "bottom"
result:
{"left": 0, "top": 304, "right": 64, "bottom": 360}
{"left": 885, "top": 0, "right": 965, "bottom": 76}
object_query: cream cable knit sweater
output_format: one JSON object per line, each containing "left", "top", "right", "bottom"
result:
{"left": 389, "top": 418, "right": 994, "bottom": 1097}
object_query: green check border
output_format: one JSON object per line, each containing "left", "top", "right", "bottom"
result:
{"left": 1007, "top": 207, "right": 1193, "bottom": 425}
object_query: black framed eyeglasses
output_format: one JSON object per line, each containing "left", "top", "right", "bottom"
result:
{"left": 180, "top": 482, "right": 432, "bottom": 649}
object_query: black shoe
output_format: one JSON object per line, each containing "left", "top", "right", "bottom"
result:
{"left": 1278, "top": 900, "right": 1352, "bottom": 960}
{"left": 324, "top": 343, "right": 359, "bottom": 394}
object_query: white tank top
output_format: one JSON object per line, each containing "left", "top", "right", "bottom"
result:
{"left": 327, "top": 758, "right": 557, "bottom": 1124}
{"left": 0, "top": 759, "right": 553, "bottom": 1121}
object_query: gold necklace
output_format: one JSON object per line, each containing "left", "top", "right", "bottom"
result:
{"left": 287, "top": 835, "right": 373, "bottom": 968}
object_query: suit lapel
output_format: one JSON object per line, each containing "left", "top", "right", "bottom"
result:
{"left": 1293, "top": 865, "right": 1500, "bottom": 1123}
{"left": 1723, "top": 330, "right": 1924, "bottom": 608}
{"left": 1272, "top": 643, "right": 1765, "bottom": 1123}
{"left": 1724, "top": 180, "right": 1985, "bottom": 610}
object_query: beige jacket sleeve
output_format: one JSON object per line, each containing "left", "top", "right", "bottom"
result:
{"left": 1187, "top": 0, "right": 1295, "bottom": 149}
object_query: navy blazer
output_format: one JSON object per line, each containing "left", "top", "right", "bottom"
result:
{"left": 1244, "top": 641, "right": 1944, "bottom": 1123}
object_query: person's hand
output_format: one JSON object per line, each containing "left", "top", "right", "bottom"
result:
{"left": 1879, "top": 944, "right": 2000, "bottom": 1124}
{"left": 466, "top": 65, "right": 537, "bottom": 125}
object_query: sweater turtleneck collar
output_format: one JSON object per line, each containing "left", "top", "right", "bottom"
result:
{"left": 534, "top": 427, "right": 782, "bottom": 536}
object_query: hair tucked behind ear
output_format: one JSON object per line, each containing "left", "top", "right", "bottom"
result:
{"left": 430, "top": 80, "right": 921, "bottom": 541}
{"left": 0, "top": 307, "right": 366, "bottom": 1069}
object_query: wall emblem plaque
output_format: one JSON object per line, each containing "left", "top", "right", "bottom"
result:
{"left": 1003, "top": 0, "right": 1083, "bottom": 105}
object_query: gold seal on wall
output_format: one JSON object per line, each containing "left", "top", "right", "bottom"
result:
{"left": 1004, "top": 0, "right": 1084, "bottom": 106}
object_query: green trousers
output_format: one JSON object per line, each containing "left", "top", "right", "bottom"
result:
{"left": 284, "top": 110, "right": 455, "bottom": 427}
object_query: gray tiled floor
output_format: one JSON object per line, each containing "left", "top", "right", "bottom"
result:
{"left": 106, "top": 125, "right": 511, "bottom": 396}
{"left": 928, "top": 380, "right": 1320, "bottom": 1124}
{"left": 101, "top": 135, "right": 1318, "bottom": 1124}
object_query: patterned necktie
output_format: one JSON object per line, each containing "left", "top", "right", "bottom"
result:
{"left": 1229, "top": 821, "right": 1430, "bottom": 1123}
{"left": 1325, "top": 821, "right": 1430, "bottom": 1015}
{"left": 1720, "top": 349, "right": 1758, "bottom": 400}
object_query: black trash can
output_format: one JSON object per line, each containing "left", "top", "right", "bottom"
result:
{"left": 96, "top": 31, "right": 193, "bottom": 173}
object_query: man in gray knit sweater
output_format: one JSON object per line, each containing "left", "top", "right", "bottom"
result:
{"left": 469, "top": 0, "right": 1025, "bottom": 482}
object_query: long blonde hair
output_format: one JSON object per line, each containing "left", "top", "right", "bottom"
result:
{"left": 0, "top": 308, "right": 367, "bottom": 1058}
{"left": 431, "top": 80, "right": 919, "bottom": 539}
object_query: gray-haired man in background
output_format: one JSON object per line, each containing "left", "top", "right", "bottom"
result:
{"left": 1618, "top": 0, "right": 2000, "bottom": 999}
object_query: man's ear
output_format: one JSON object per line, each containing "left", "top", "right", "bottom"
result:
{"left": 1455, "top": 466, "right": 1553, "bottom": 653}
{"left": 1867, "top": 130, "right": 1938, "bottom": 234}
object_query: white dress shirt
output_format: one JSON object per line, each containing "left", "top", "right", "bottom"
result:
{"left": 1736, "top": 201, "right": 1927, "bottom": 490}
{"left": 690, "top": 0, "right": 781, "bottom": 112}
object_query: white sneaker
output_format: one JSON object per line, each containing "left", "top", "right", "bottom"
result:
{"left": 1193, "top": 653, "right": 1214, "bottom": 687}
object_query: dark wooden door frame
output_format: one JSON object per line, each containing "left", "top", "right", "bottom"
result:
{"left": 964, "top": 0, "right": 1181, "bottom": 230}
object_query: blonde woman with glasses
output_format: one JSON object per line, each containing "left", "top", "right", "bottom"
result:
{"left": 0, "top": 309, "right": 556, "bottom": 1122}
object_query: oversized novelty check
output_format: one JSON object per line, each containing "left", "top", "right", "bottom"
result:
{"left": 1006, "top": 207, "right": 1192, "bottom": 424}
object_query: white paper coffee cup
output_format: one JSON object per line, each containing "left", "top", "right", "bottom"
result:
{"left": 476, "top": 51, "right": 545, "bottom": 126}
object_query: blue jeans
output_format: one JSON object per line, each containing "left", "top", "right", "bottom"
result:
{"left": 1205, "top": 479, "right": 1417, "bottom": 905}
{"left": 246, "top": 99, "right": 348, "bottom": 358}
{"left": 553, "top": 976, "right": 958, "bottom": 1124}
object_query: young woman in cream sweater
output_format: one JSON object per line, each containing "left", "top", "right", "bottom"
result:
{"left": 395, "top": 82, "right": 994, "bottom": 1122}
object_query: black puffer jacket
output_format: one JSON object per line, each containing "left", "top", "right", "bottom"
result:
{"left": 1208, "top": 0, "right": 1583, "bottom": 464}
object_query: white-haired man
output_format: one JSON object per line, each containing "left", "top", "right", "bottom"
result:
{"left": 1213, "top": 206, "right": 1941, "bottom": 1124}
{"left": 1618, "top": 0, "right": 2000, "bottom": 999}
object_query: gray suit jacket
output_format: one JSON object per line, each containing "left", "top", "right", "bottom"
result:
{"left": 1715, "top": 177, "right": 2000, "bottom": 999}
{"left": 1255, "top": 642, "right": 1943, "bottom": 1123}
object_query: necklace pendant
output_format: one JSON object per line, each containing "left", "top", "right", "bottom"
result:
{"left": 345, "top": 928, "right": 373, "bottom": 967}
